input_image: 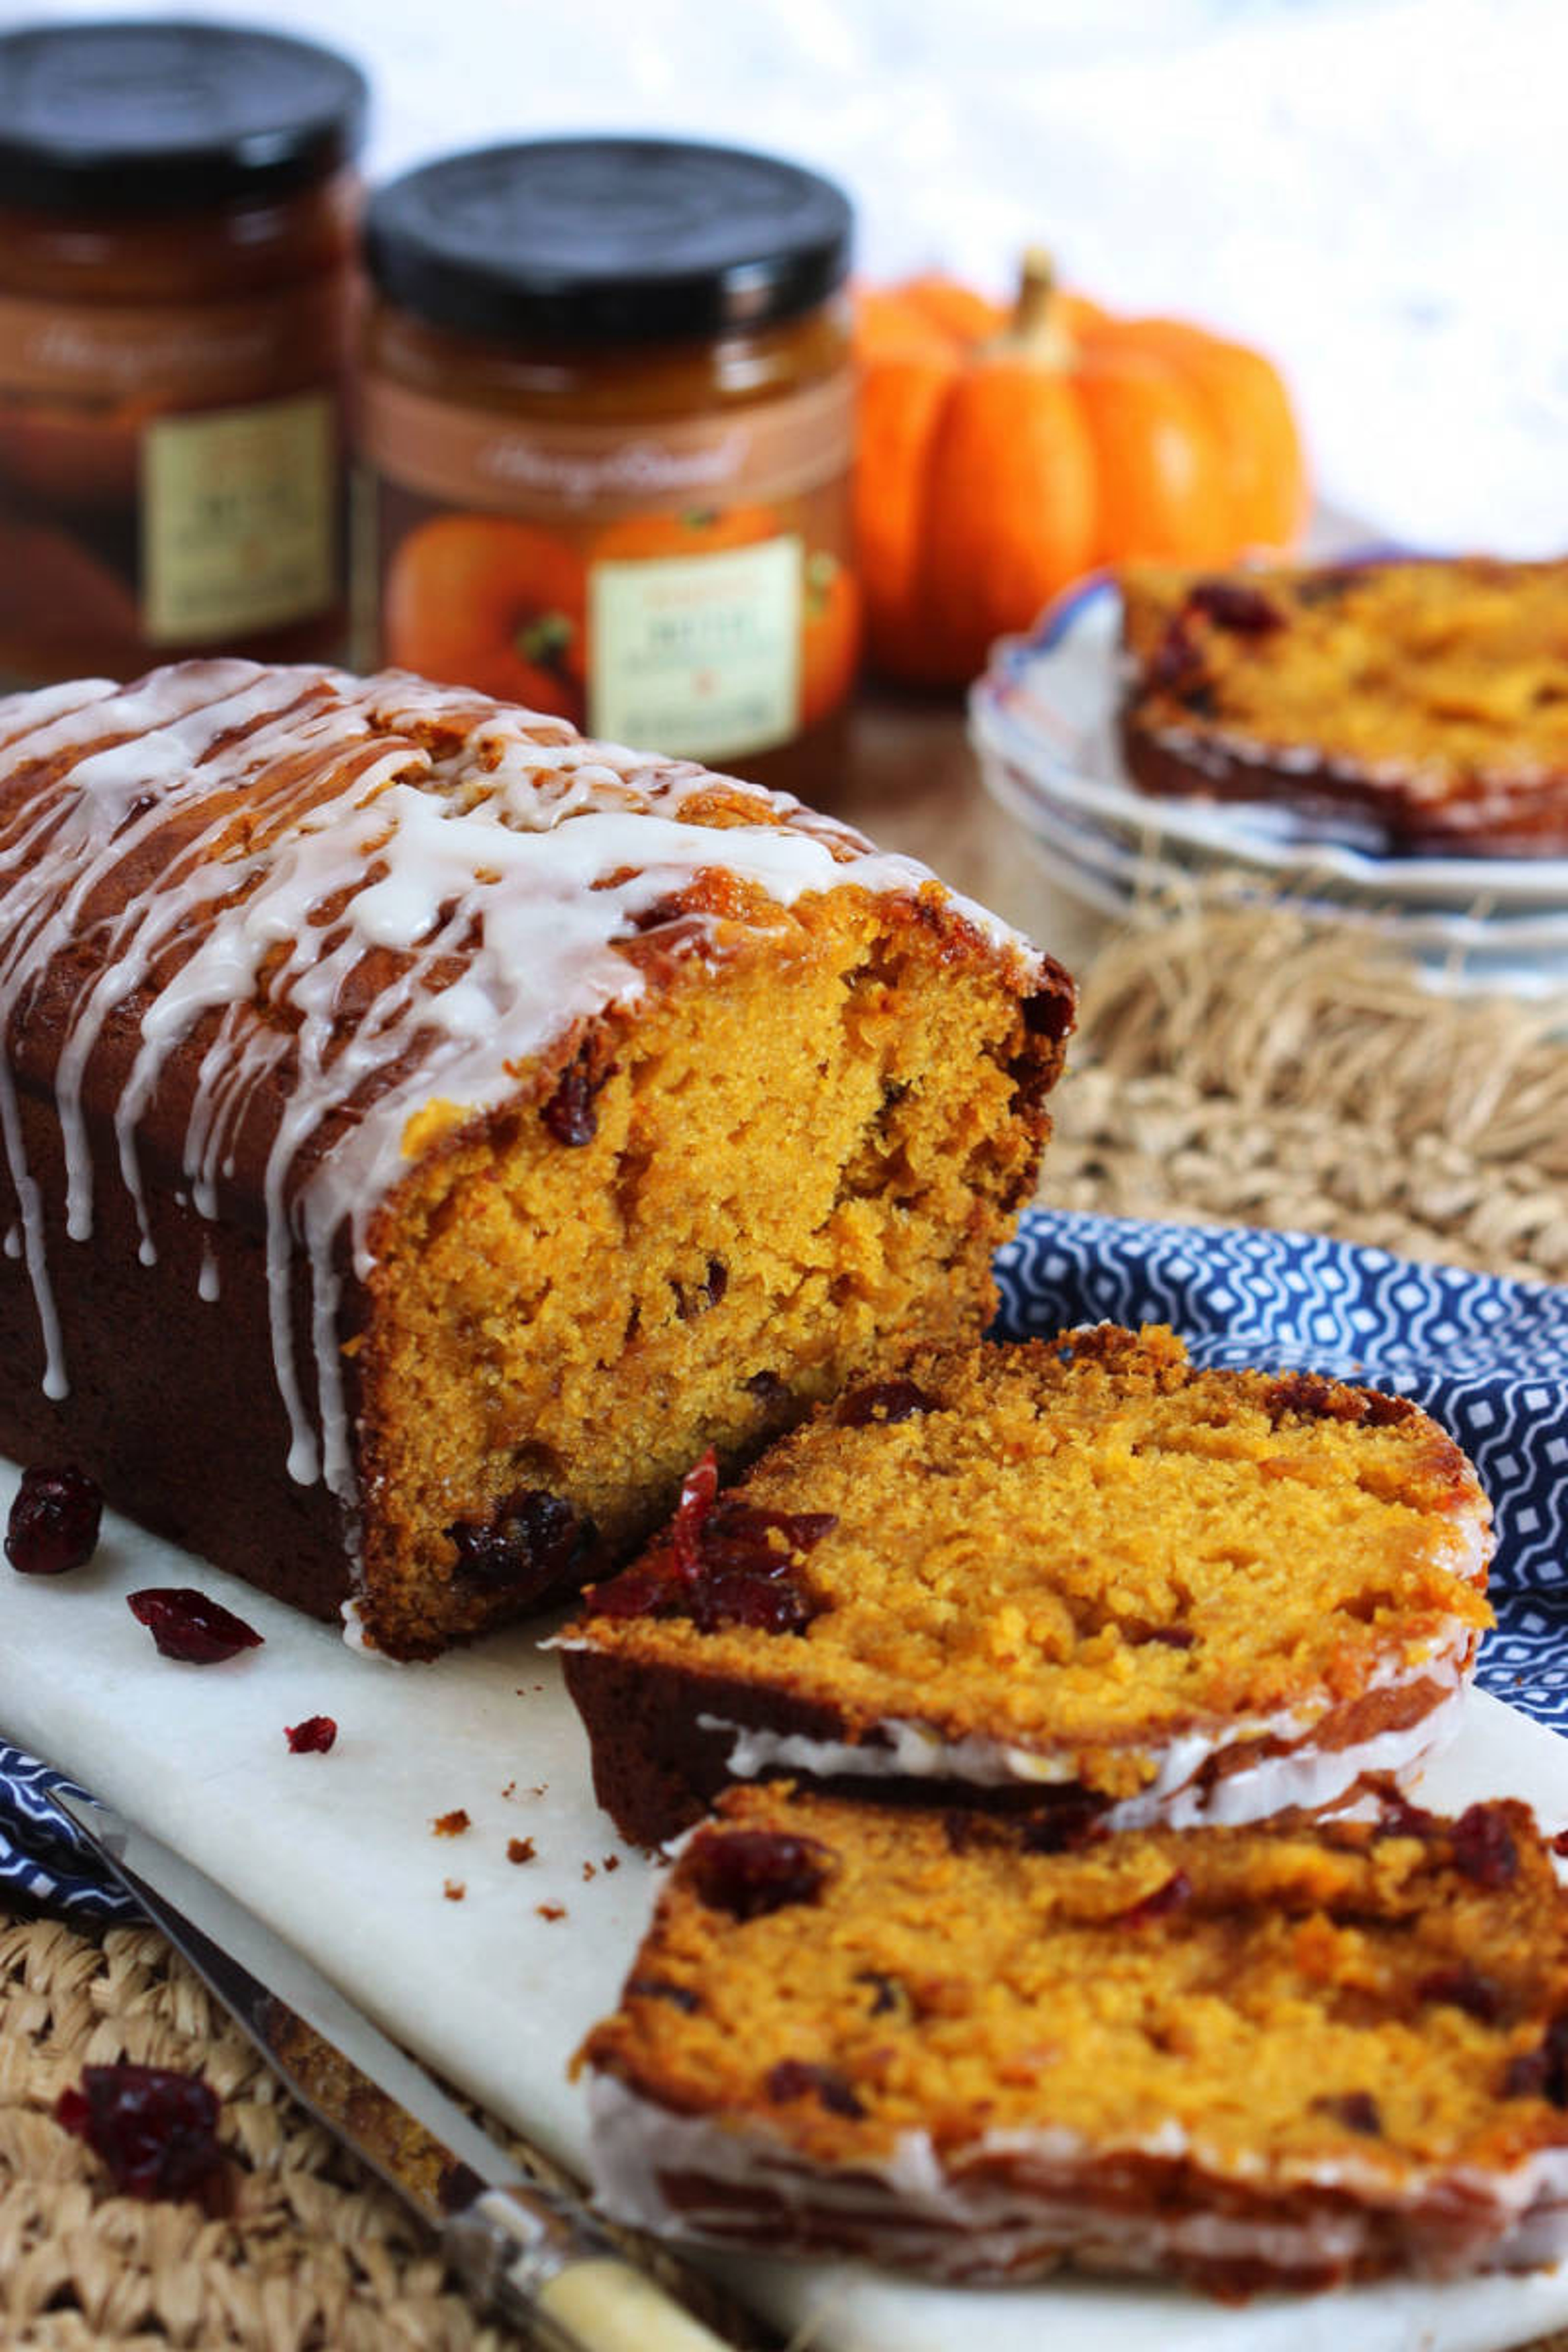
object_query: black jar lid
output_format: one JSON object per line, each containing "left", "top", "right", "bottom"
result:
{"left": 0, "top": 20, "right": 368, "bottom": 213}
{"left": 365, "top": 137, "right": 854, "bottom": 346}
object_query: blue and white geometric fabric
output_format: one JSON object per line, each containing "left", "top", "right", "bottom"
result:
{"left": 4, "top": 1206, "right": 1566, "bottom": 1924}
{"left": 0, "top": 1740, "right": 140, "bottom": 1923}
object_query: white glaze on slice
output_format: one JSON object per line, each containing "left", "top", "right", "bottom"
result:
{"left": 586, "top": 2072, "right": 1568, "bottom": 2287}
{"left": 697, "top": 1660, "right": 1474, "bottom": 1832}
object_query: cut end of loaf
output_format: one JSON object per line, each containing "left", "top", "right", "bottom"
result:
{"left": 354, "top": 887, "right": 1071, "bottom": 1658}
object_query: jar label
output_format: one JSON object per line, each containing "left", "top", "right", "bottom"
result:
{"left": 361, "top": 374, "right": 853, "bottom": 519}
{"left": 590, "top": 536, "right": 802, "bottom": 760}
{"left": 142, "top": 392, "right": 335, "bottom": 642}
{"left": 0, "top": 284, "right": 346, "bottom": 404}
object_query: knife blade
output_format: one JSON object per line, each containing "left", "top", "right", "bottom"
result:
{"left": 48, "top": 1786, "right": 741, "bottom": 2352}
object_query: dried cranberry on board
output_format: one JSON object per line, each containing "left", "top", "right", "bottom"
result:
{"left": 127, "top": 1588, "right": 263, "bottom": 1664}
{"left": 688, "top": 1826, "right": 832, "bottom": 1920}
{"left": 56, "top": 2062, "right": 229, "bottom": 2210}
{"left": 5, "top": 1464, "right": 102, "bottom": 1575}
{"left": 284, "top": 1715, "right": 336, "bottom": 1754}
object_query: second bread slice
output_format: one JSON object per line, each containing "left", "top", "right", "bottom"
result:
{"left": 558, "top": 1325, "right": 1492, "bottom": 1845}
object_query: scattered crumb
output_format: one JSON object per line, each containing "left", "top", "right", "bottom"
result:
{"left": 602, "top": 1855, "right": 620, "bottom": 1873}
{"left": 500, "top": 1780, "right": 516, "bottom": 1799}
{"left": 581, "top": 1861, "right": 596, "bottom": 1882}
{"left": 433, "top": 1809, "right": 470, "bottom": 1838}
{"left": 536, "top": 1902, "right": 566, "bottom": 1923}
{"left": 507, "top": 1837, "right": 537, "bottom": 1864}
{"left": 1552, "top": 1829, "right": 1568, "bottom": 1858}
{"left": 531, "top": 1784, "right": 547, "bottom": 1797}
{"left": 443, "top": 1880, "right": 466, "bottom": 1902}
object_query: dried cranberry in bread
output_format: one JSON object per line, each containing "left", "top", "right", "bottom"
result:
{"left": 578, "top": 1782, "right": 1568, "bottom": 2294}
{"left": 560, "top": 1326, "right": 1491, "bottom": 1844}
{"left": 0, "top": 662, "right": 1071, "bottom": 1656}
{"left": 1119, "top": 557, "right": 1568, "bottom": 855}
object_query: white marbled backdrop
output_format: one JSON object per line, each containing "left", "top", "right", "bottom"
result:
{"left": 20, "top": 0, "right": 1568, "bottom": 556}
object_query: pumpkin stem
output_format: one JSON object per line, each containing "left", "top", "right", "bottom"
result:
{"left": 984, "top": 246, "right": 1075, "bottom": 369}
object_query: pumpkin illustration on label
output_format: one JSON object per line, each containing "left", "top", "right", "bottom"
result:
{"left": 384, "top": 513, "right": 588, "bottom": 723}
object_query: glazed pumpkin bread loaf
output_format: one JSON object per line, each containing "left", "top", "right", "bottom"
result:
{"left": 1119, "top": 556, "right": 1568, "bottom": 854}
{"left": 0, "top": 661, "right": 1072, "bottom": 1657}
{"left": 559, "top": 1325, "right": 1492, "bottom": 1844}
{"left": 578, "top": 1782, "right": 1568, "bottom": 2294}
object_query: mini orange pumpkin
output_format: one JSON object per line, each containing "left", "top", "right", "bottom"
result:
{"left": 855, "top": 253, "right": 1307, "bottom": 687}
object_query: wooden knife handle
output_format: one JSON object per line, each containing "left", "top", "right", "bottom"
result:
{"left": 443, "top": 2184, "right": 737, "bottom": 2351}
{"left": 538, "top": 2254, "right": 736, "bottom": 2352}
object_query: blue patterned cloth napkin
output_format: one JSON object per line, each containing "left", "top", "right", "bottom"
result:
{"left": 5, "top": 1206, "right": 1567, "bottom": 1924}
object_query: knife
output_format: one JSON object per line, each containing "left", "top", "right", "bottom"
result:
{"left": 48, "top": 1786, "right": 743, "bottom": 2352}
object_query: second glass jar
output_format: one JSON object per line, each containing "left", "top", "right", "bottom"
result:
{"left": 361, "top": 137, "right": 859, "bottom": 784}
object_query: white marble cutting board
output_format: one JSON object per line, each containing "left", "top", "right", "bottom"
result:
{"left": 4, "top": 1464, "right": 1568, "bottom": 2352}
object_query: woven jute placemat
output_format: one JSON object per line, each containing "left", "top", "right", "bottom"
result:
{"left": 4, "top": 902, "right": 1568, "bottom": 2352}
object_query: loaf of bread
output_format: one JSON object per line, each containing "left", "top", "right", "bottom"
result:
{"left": 579, "top": 1782, "right": 1568, "bottom": 2293}
{"left": 1119, "top": 557, "right": 1568, "bottom": 855}
{"left": 0, "top": 661, "right": 1072, "bottom": 1656}
{"left": 560, "top": 1324, "right": 1492, "bottom": 1843}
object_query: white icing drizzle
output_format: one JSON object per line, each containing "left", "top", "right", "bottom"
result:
{"left": 198, "top": 1242, "right": 220, "bottom": 1304}
{"left": 586, "top": 2072, "right": 1568, "bottom": 2286}
{"left": 0, "top": 662, "right": 1037, "bottom": 1530}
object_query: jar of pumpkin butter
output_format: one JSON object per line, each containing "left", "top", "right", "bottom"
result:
{"left": 361, "top": 138, "right": 859, "bottom": 786}
{"left": 0, "top": 20, "right": 366, "bottom": 686}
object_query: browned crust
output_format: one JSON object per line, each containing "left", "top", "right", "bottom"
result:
{"left": 1120, "top": 711, "right": 1568, "bottom": 858}
{"left": 561, "top": 1648, "right": 854, "bottom": 1847}
{"left": 562, "top": 1642, "right": 1469, "bottom": 1850}
{"left": 0, "top": 1084, "right": 357, "bottom": 1624}
{"left": 1116, "top": 560, "right": 1568, "bottom": 857}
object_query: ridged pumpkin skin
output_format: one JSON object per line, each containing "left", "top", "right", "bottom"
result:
{"left": 853, "top": 264, "right": 1307, "bottom": 688}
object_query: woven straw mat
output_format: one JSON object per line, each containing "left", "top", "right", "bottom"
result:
{"left": 4, "top": 902, "right": 1568, "bottom": 2352}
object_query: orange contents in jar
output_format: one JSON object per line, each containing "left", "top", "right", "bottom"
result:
{"left": 0, "top": 21, "right": 365, "bottom": 687}
{"left": 362, "top": 138, "right": 858, "bottom": 784}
